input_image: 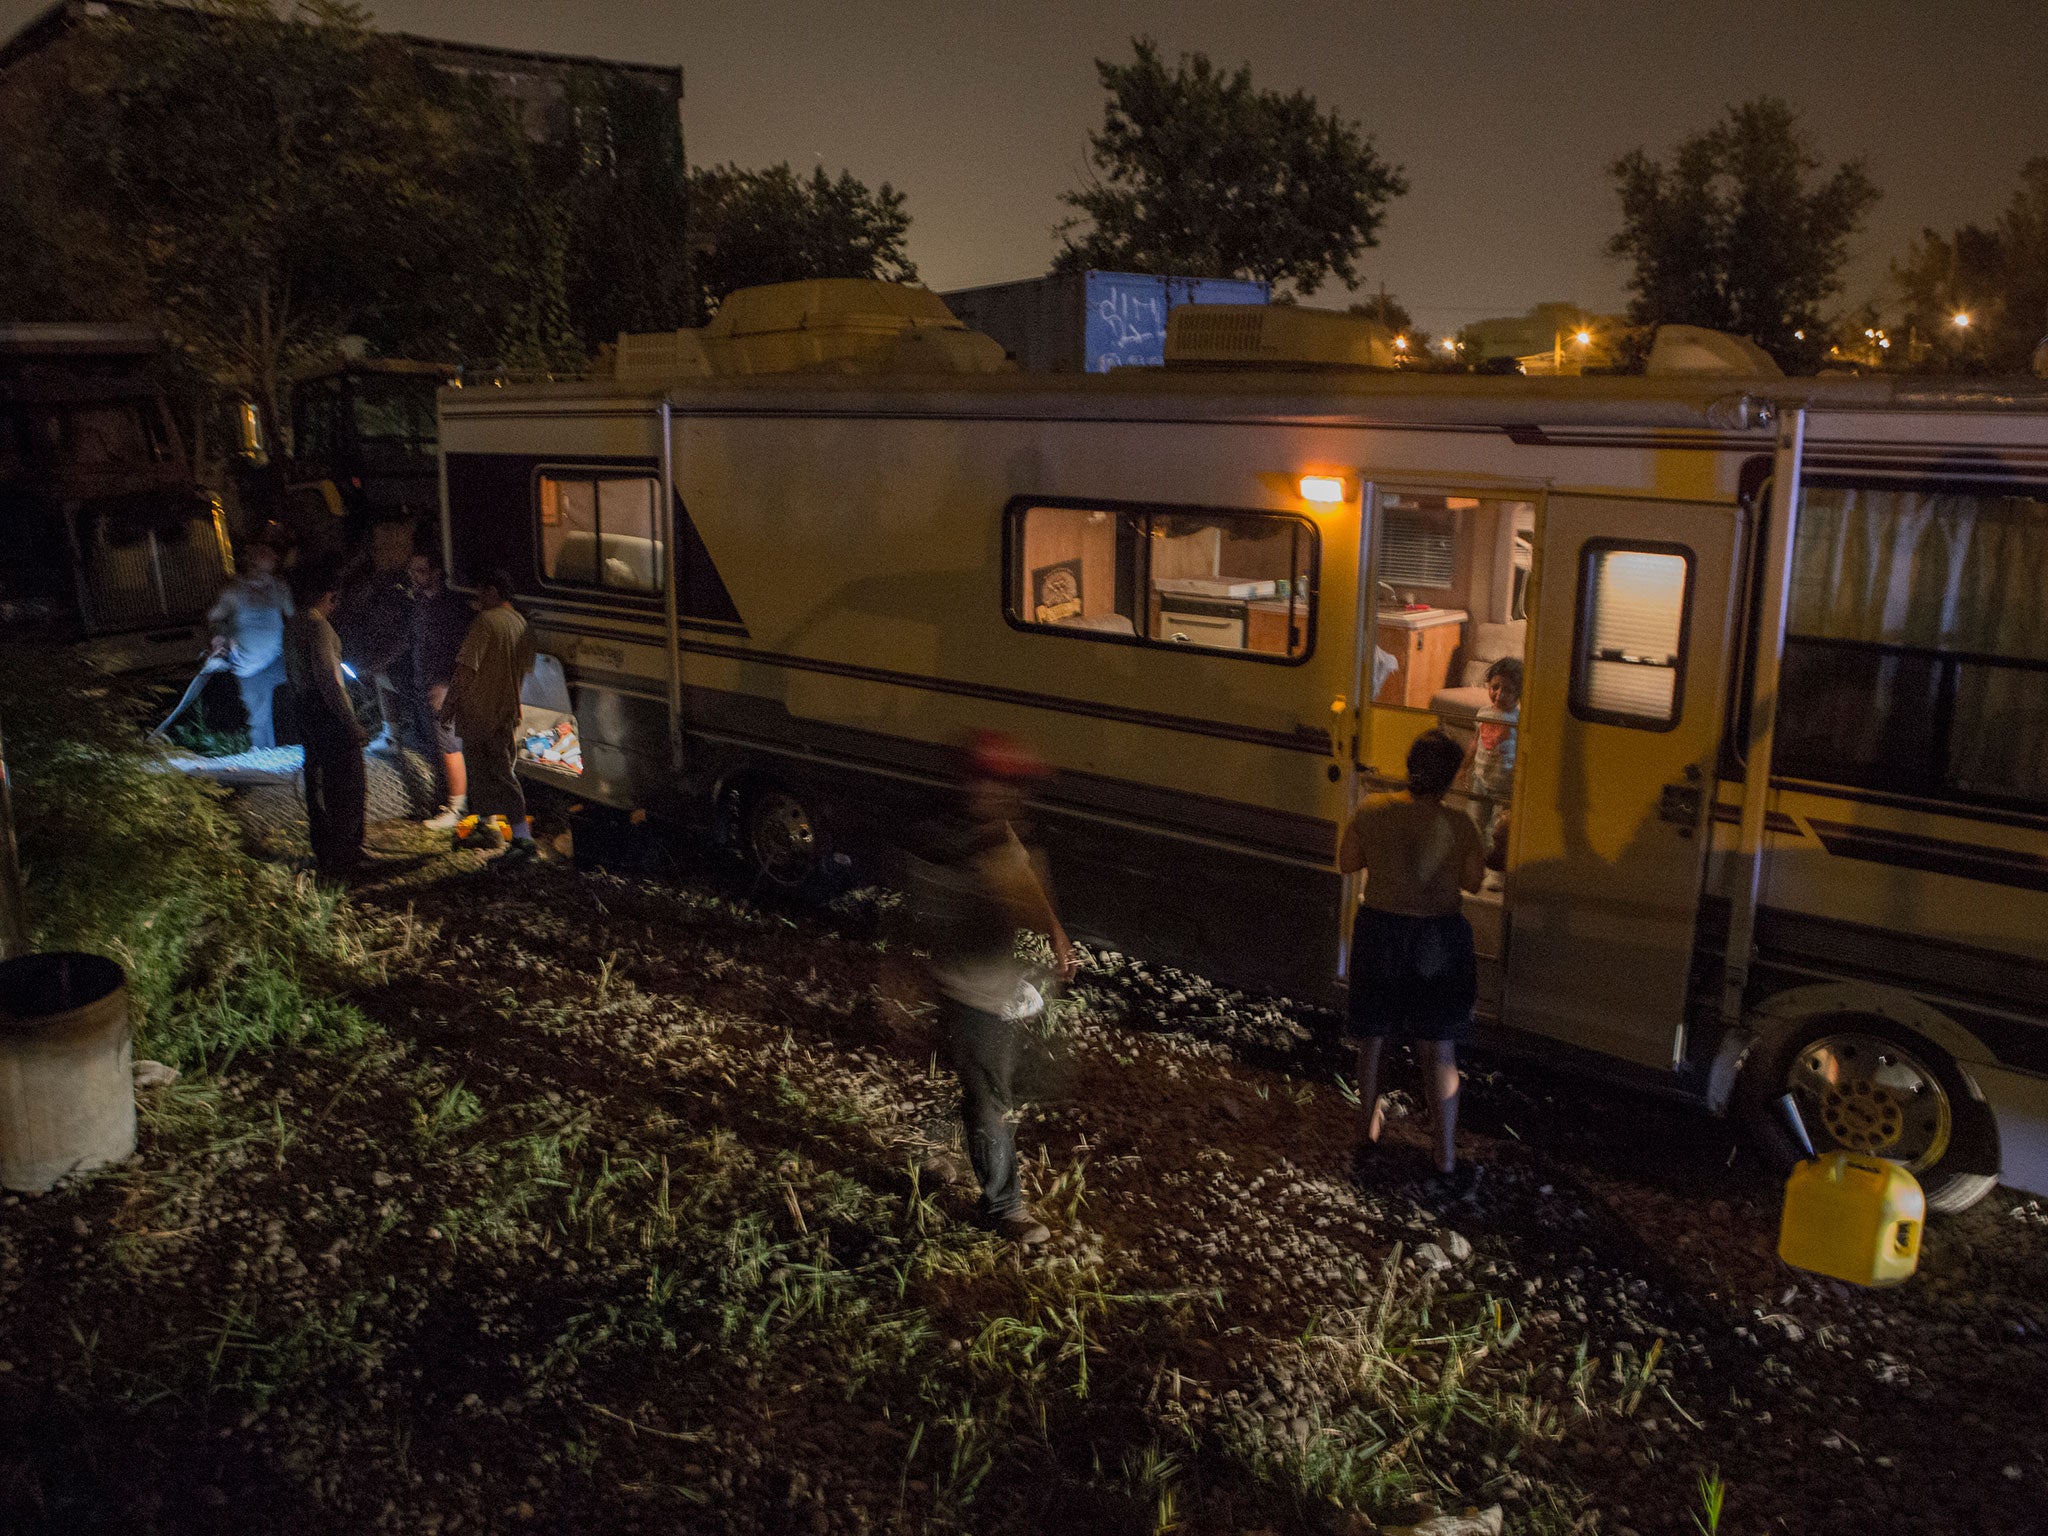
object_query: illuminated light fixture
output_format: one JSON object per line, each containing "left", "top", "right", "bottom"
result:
{"left": 1442, "top": 338, "right": 1458, "bottom": 352}
{"left": 1299, "top": 475, "right": 1347, "bottom": 505}
{"left": 1952, "top": 311, "right": 1971, "bottom": 328}
{"left": 1878, "top": 337, "right": 1890, "bottom": 348}
{"left": 1573, "top": 330, "right": 1592, "bottom": 345}
{"left": 1794, "top": 329, "right": 1805, "bottom": 340}
{"left": 1393, "top": 335, "right": 1408, "bottom": 351}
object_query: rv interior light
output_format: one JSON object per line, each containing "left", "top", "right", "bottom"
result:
{"left": 1299, "top": 475, "right": 1346, "bottom": 504}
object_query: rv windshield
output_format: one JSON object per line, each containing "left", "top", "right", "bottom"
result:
{"left": 351, "top": 375, "right": 437, "bottom": 451}
{"left": 1776, "top": 484, "right": 2048, "bottom": 809}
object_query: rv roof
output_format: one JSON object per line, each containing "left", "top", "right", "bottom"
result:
{"left": 444, "top": 364, "right": 2048, "bottom": 432}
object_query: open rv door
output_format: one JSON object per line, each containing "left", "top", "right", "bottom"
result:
{"left": 1505, "top": 494, "right": 1742, "bottom": 1069}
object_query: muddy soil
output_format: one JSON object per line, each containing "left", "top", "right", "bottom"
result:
{"left": 0, "top": 795, "right": 2042, "bottom": 1535}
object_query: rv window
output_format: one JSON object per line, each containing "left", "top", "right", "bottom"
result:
{"left": 1569, "top": 543, "right": 1692, "bottom": 729}
{"left": 1776, "top": 484, "right": 2048, "bottom": 809}
{"left": 537, "top": 473, "right": 664, "bottom": 594}
{"left": 1006, "top": 500, "right": 1315, "bottom": 662}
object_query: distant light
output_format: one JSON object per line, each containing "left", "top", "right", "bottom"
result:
{"left": 1865, "top": 329, "right": 1876, "bottom": 339}
{"left": 1393, "top": 335, "right": 1408, "bottom": 351}
{"left": 1299, "top": 475, "right": 1346, "bottom": 505}
{"left": 1952, "top": 311, "right": 1972, "bottom": 328}
{"left": 340, "top": 662, "right": 358, "bottom": 680}
{"left": 1573, "top": 330, "right": 1592, "bottom": 346}
{"left": 1793, "top": 329, "right": 1805, "bottom": 340}
{"left": 1442, "top": 338, "right": 1458, "bottom": 352}
{"left": 1878, "top": 338, "right": 1890, "bottom": 349}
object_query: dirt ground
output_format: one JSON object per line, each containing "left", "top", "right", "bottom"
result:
{"left": 1, "top": 790, "right": 2044, "bottom": 1535}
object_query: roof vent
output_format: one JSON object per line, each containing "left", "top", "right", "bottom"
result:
{"left": 1166, "top": 304, "right": 1396, "bottom": 369}
{"left": 1645, "top": 325, "right": 1784, "bottom": 378}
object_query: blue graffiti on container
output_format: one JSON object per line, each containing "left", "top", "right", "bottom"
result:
{"left": 1084, "top": 272, "right": 1270, "bottom": 373}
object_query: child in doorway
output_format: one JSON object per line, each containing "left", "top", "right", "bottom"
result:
{"left": 1467, "top": 656, "right": 1521, "bottom": 870}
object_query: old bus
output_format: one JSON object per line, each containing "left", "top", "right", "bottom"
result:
{"left": 439, "top": 281, "right": 2048, "bottom": 1212}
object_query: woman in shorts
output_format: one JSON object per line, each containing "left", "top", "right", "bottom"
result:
{"left": 1337, "top": 729, "right": 1486, "bottom": 1185}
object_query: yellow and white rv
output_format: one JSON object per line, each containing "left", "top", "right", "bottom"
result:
{"left": 440, "top": 281, "right": 2048, "bottom": 1211}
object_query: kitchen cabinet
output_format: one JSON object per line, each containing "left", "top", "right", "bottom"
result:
{"left": 1375, "top": 607, "right": 1466, "bottom": 707}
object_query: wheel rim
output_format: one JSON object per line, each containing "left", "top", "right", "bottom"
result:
{"left": 1786, "top": 1030, "right": 1951, "bottom": 1172}
{"left": 747, "top": 790, "right": 818, "bottom": 887}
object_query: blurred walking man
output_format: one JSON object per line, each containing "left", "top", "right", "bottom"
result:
{"left": 908, "top": 732, "right": 1075, "bottom": 1246}
{"left": 440, "top": 568, "right": 537, "bottom": 865}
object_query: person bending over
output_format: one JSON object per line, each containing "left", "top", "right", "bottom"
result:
{"left": 1337, "top": 729, "right": 1486, "bottom": 1188}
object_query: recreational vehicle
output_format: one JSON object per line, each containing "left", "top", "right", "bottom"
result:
{"left": 439, "top": 280, "right": 2048, "bottom": 1212}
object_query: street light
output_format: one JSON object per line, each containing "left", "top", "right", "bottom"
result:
{"left": 1952, "top": 311, "right": 1972, "bottom": 329}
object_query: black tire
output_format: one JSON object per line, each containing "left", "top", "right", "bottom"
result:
{"left": 1737, "top": 1013, "right": 1999, "bottom": 1214}
{"left": 735, "top": 780, "right": 841, "bottom": 904}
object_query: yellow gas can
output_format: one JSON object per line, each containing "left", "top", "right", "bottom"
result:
{"left": 1777, "top": 1153, "right": 1924, "bottom": 1287}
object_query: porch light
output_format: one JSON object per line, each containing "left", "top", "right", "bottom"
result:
{"left": 1299, "top": 475, "right": 1346, "bottom": 504}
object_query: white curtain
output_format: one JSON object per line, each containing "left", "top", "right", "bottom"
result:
{"left": 1790, "top": 488, "right": 2048, "bottom": 801}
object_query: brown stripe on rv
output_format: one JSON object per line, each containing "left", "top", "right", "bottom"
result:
{"left": 1805, "top": 817, "right": 2048, "bottom": 894}
{"left": 675, "top": 636, "right": 1335, "bottom": 756}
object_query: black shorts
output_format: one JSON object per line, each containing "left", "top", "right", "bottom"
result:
{"left": 1345, "top": 906, "right": 1477, "bottom": 1046}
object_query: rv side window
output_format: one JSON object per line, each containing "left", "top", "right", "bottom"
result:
{"left": 1775, "top": 484, "right": 2048, "bottom": 810}
{"left": 1006, "top": 500, "right": 1315, "bottom": 661}
{"left": 537, "top": 473, "right": 665, "bottom": 594}
{"left": 1569, "top": 543, "right": 1692, "bottom": 729}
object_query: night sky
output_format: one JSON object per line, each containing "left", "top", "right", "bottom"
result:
{"left": 5, "top": 0, "right": 2043, "bottom": 336}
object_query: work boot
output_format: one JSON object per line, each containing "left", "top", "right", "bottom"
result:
{"left": 992, "top": 1211, "right": 1050, "bottom": 1247}
{"left": 491, "top": 838, "right": 540, "bottom": 869}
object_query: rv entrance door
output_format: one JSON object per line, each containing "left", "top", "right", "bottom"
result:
{"left": 1506, "top": 495, "right": 1738, "bottom": 1070}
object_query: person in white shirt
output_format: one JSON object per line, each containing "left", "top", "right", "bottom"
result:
{"left": 207, "top": 541, "right": 293, "bottom": 751}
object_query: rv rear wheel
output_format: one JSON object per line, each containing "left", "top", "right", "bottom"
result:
{"left": 739, "top": 783, "right": 838, "bottom": 902}
{"left": 1738, "top": 1015, "right": 1999, "bottom": 1214}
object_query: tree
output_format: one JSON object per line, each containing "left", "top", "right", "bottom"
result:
{"left": 1894, "top": 158, "right": 2048, "bottom": 374}
{"left": 688, "top": 163, "right": 916, "bottom": 316}
{"left": 1, "top": 0, "right": 585, "bottom": 442}
{"left": 1608, "top": 98, "right": 1878, "bottom": 371}
{"left": 1054, "top": 39, "right": 1406, "bottom": 298}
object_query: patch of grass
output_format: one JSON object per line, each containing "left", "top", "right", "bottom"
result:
{"left": 2, "top": 644, "right": 397, "bottom": 1068}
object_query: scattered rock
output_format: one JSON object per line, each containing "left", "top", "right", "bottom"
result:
{"left": 1385, "top": 1508, "right": 1504, "bottom": 1536}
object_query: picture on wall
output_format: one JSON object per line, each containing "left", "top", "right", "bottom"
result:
{"left": 1032, "top": 558, "right": 1084, "bottom": 624}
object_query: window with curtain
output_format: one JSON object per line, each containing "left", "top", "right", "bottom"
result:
{"left": 1570, "top": 543, "right": 1693, "bottom": 729}
{"left": 1775, "top": 484, "right": 2048, "bottom": 808}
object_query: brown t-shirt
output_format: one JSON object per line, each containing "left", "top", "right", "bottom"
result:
{"left": 1339, "top": 793, "right": 1484, "bottom": 917}
{"left": 452, "top": 603, "right": 535, "bottom": 730}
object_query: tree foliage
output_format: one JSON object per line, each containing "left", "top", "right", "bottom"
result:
{"left": 688, "top": 163, "right": 915, "bottom": 316}
{"left": 0, "top": 0, "right": 697, "bottom": 438}
{"left": 1608, "top": 98, "right": 1878, "bottom": 371}
{"left": 1894, "top": 158, "right": 2048, "bottom": 374}
{"left": 548, "top": 68, "right": 694, "bottom": 346}
{"left": 1054, "top": 39, "right": 1406, "bottom": 298}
